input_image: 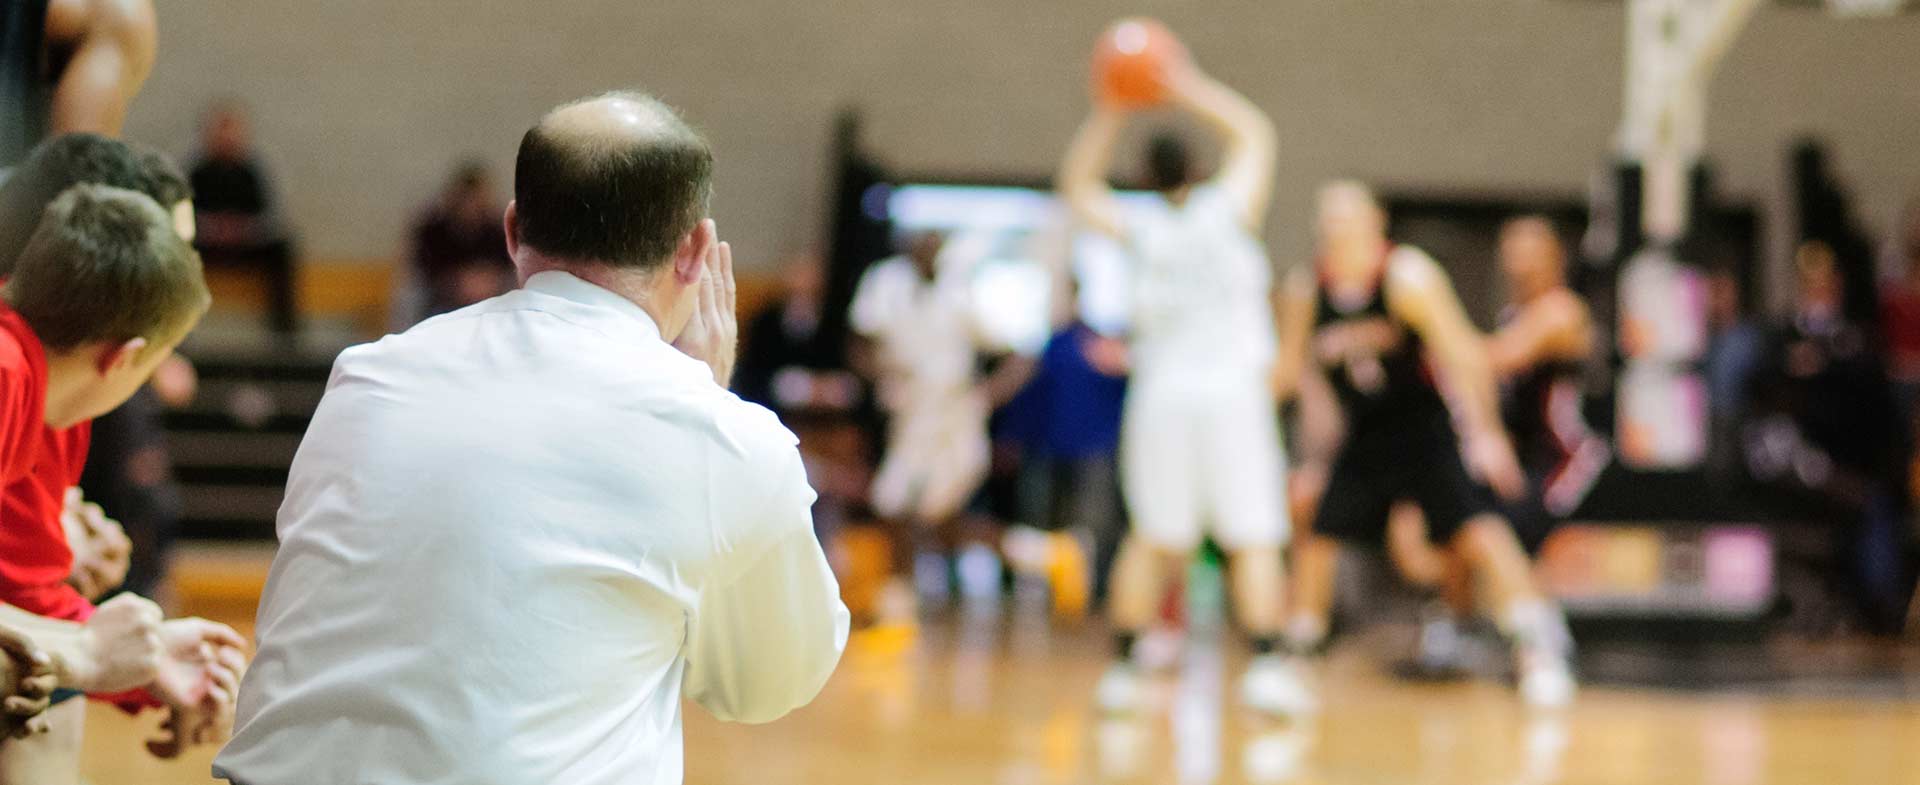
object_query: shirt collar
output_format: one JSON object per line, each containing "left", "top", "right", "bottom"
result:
{"left": 522, "top": 270, "right": 664, "bottom": 344}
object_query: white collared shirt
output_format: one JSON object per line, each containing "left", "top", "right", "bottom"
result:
{"left": 215, "top": 271, "right": 849, "bottom": 785}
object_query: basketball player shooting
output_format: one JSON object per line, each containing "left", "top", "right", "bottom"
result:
{"left": 1058, "top": 19, "right": 1310, "bottom": 717}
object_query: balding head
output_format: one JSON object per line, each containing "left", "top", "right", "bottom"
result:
{"left": 512, "top": 92, "right": 712, "bottom": 270}
{"left": 1316, "top": 180, "right": 1382, "bottom": 228}
{"left": 1316, "top": 179, "right": 1387, "bottom": 263}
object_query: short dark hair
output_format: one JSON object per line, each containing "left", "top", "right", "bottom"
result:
{"left": 0, "top": 133, "right": 192, "bottom": 276}
{"left": 5, "top": 185, "right": 209, "bottom": 352}
{"left": 450, "top": 158, "right": 490, "bottom": 193}
{"left": 1145, "top": 132, "right": 1191, "bottom": 193}
{"left": 512, "top": 92, "right": 712, "bottom": 270}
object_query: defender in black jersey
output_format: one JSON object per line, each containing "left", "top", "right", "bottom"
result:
{"left": 1392, "top": 216, "right": 1608, "bottom": 681}
{"left": 1274, "top": 182, "right": 1576, "bottom": 708}
{"left": 1485, "top": 216, "right": 1607, "bottom": 545}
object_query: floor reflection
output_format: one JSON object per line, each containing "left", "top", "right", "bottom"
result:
{"left": 682, "top": 612, "right": 1920, "bottom": 785}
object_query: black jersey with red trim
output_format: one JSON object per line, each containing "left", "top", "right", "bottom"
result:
{"left": 1495, "top": 304, "right": 1608, "bottom": 519}
{"left": 1311, "top": 249, "right": 1450, "bottom": 438}
{"left": 1500, "top": 355, "right": 1587, "bottom": 471}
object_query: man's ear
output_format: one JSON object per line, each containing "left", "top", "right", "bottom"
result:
{"left": 95, "top": 337, "right": 148, "bottom": 376}
{"left": 672, "top": 219, "right": 716, "bottom": 286}
{"left": 504, "top": 201, "right": 533, "bottom": 285}
{"left": 503, "top": 201, "right": 522, "bottom": 259}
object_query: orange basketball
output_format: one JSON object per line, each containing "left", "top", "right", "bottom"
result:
{"left": 1090, "top": 18, "right": 1188, "bottom": 109}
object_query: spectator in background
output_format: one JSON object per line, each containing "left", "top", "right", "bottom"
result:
{"left": 408, "top": 161, "right": 513, "bottom": 320}
{"left": 1790, "top": 140, "right": 1877, "bottom": 327}
{"left": 735, "top": 251, "right": 860, "bottom": 419}
{"left": 1879, "top": 200, "right": 1920, "bottom": 420}
{"left": 1746, "top": 242, "right": 1908, "bottom": 634}
{"left": 735, "top": 251, "right": 868, "bottom": 549}
{"left": 1000, "top": 300, "right": 1129, "bottom": 613}
{"left": 1704, "top": 266, "right": 1766, "bottom": 480}
{"left": 189, "top": 101, "right": 298, "bottom": 335}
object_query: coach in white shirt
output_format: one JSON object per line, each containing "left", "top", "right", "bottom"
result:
{"left": 214, "top": 92, "right": 850, "bottom": 785}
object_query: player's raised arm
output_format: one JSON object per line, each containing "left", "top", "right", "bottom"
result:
{"left": 44, "top": 0, "right": 158, "bottom": 137}
{"left": 1384, "top": 248, "right": 1523, "bottom": 498}
{"left": 1167, "top": 66, "right": 1277, "bottom": 233}
{"left": 1271, "top": 268, "right": 1318, "bottom": 401}
{"left": 1057, "top": 107, "right": 1129, "bottom": 240}
{"left": 1486, "top": 290, "right": 1590, "bottom": 379}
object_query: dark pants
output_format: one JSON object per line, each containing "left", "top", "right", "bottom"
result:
{"left": 1017, "top": 453, "right": 1126, "bottom": 604}
{"left": 201, "top": 237, "right": 299, "bottom": 335}
{"left": 81, "top": 388, "right": 182, "bottom": 598}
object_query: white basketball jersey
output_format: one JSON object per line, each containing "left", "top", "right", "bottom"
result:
{"left": 1123, "top": 185, "right": 1277, "bottom": 387}
{"left": 849, "top": 255, "right": 980, "bottom": 412}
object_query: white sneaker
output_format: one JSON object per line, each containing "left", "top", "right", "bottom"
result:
{"left": 1134, "top": 627, "right": 1185, "bottom": 672}
{"left": 873, "top": 578, "right": 918, "bottom": 627}
{"left": 1096, "top": 663, "right": 1144, "bottom": 714}
{"left": 1239, "top": 655, "right": 1317, "bottom": 718}
{"left": 1518, "top": 650, "right": 1577, "bottom": 709}
{"left": 1412, "top": 611, "right": 1471, "bottom": 679}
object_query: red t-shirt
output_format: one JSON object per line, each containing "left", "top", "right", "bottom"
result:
{"left": 0, "top": 310, "right": 47, "bottom": 485}
{"left": 0, "top": 308, "right": 95, "bottom": 622}
{"left": 1881, "top": 287, "right": 1920, "bottom": 370}
{"left": 0, "top": 308, "right": 159, "bottom": 711}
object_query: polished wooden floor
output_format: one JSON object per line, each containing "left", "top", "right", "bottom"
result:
{"left": 76, "top": 578, "right": 1920, "bottom": 785}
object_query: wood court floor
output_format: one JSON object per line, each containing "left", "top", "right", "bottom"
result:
{"left": 76, "top": 567, "right": 1920, "bottom": 785}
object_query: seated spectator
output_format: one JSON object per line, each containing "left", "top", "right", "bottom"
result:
{"left": 1880, "top": 200, "right": 1920, "bottom": 418}
{"left": 735, "top": 252, "right": 869, "bottom": 553}
{"left": 735, "top": 252, "right": 860, "bottom": 420}
{"left": 1001, "top": 311, "right": 1128, "bottom": 611}
{"left": 408, "top": 161, "right": 513, "bottom": 320}
{"left": 189, "top": 100, "right": 298, "bottom": 335}
{"left": 1745, "top": 242, "right": 1909, "bottom": 634}
{"left": 1704, "top": 266, "right": 1765, "bottom": 480}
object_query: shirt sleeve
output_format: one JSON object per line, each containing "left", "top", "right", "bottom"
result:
{"left": 681, "top": 439, "right": 849, "bottom": 724}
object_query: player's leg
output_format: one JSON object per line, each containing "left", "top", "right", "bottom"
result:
{"left": 1207, "top": 392, "right": 1313, "bottom": 715}
{"left": 1002, "top": 453, "right": 1069, "bottom": 613}
{"left": 0, "top": 698, "right": 84, "bottom": 785}
{"left": 913, "top": 410, "right": 990, "bottom": 526}
{"left": 1283, "top": 452, "right": 1391, "bottom": 657}
{"left": 917, "top": 418, "right": 996, "bottom": 604}
{"left": 1387, "top": 503, "right": 1477, "bottom": 680}
{"left": 1210, "top": 392, "right": 1291, "bottom": 639}
{"left": 1386, "top": 501, "right": 1447, "bottom": 588}
{"left": 1100, "top": 396, "right": 1201, "bottom": 712}
{"left": 1285, "top": 536, "right": 1337, "bottom": 652}
{"left": 1043, "top": 456, "right": 1109, "bottom": 618}
{"left": 1419, "top": 454, "right": 1576, "bottom": 707}
{"left": 870, "top": 411, "right": 949, "bottom": 613}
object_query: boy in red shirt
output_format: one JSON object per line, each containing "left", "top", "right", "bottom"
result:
{"left": 0, "top": 183, "right": 241, "bottom": 784}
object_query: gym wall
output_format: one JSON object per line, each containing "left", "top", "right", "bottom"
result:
{"left": 125, "top": 0, "right": 1919, "bottom": 307}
